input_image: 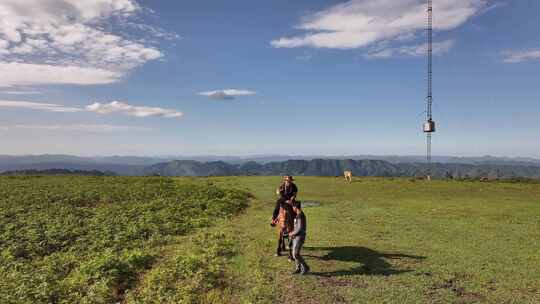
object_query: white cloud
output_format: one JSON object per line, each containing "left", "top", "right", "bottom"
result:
{"left": 0, "top": 90, "right": 42, "bottom": 95}
{"left": 86, "top": 101, "right": 183, "bottom": 118}
{"left": 0, "top": 124, "right": 151, "bottom": 132}
{"left": 0, "top": 100, "right": 183, "bottom": 119}
{"left": 198, "top": 89, "right": 257, "bottom": 100}
{"left": 502, "top": 49, "right": 540, "bottom": 63}
{"left": 0, "top": 0, "right": 173, "bottom": 87}
{"left": 365, "top": 48, "right": 394, "bottom": 59}
{"left": 482, "top": 1, "right": 507, "bottom": 14}
{"left": 271, "top": 0, "right": 487, "bottom": 56}
{"left": 0, "top": 100, "right": 82, "bottom": 112}
{"left": 400, "top": 39, "right": 455, "bottom": 56}
{"left": 0, "top": 62, "right": 121, "bottom": 87}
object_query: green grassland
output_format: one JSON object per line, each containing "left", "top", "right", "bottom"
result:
{"left": 197, "top": 176, "right": 540, "bottom": 304}
{"left": 0, "top": 176, "right": 248, "bottom": 303}
{"left": 1, "top": 176, "right": 539, "bottom": 303}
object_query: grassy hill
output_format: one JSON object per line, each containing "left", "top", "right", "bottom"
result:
{"left": 1, "top": 176, "right": 539, "bottom": 303}
{"left": 202, "top": 176, "right": 540, "bottom": 304}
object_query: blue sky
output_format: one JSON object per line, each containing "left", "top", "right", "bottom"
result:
{"left": 0, "top": 0, "right": 539, "bottom": 157}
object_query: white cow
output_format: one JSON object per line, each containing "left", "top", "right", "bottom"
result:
{"left": 344, "top": 170, "right": 353, "bottom": 183}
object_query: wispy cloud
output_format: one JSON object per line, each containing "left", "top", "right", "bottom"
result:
{"left": 501, "top": 49, "right": 540, "bottom": 63}
{"left": 0, "top": 100, "right": 183, "bottom": 119}
{"left": 86, "top": 101, "right": 183, "bottom": 118}
{"left": 271, "top": 0, "right": 488, "bottom": 57}
{"left": 365, "top": 48, "right": 394, "bottom": 59}
{"left": 198, "top": 89, "right": 257, "bottom": 100}
{"left": 365, "top": 39, "right": 455, "bottom": 59}
{"left": 0, "top": 90, "right": 42, "bottom": 95}
{"left": 0, "top": 0, "right": 176, "bottom": 87}
{"left": 482, "top": 1, "right": 507, "bottom": 14}
{"left": 0, "top": 124, "right": 152, "bottom": 132}
{"left": 0, "top": 62, "right": 121, "bottom": 87}
{"left": 0, "top": 100, "right": 81, "bottom": 112}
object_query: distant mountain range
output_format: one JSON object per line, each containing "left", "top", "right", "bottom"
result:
{"left": 1, "top": 154, "right": 540, "bottom": 178}
{"left": 144, "top": 159, "right": 540, "bottom": 179}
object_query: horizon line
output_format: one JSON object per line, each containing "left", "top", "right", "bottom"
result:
{"left": 1, "top": 153, "right": 539, "bottom": 161}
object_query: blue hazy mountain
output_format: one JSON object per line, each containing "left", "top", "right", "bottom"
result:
{"left": 144, "top": 159, "right": 540, "bottom": 179}
{"left": 1, "top": 155, "right": 540, "bottom": 178}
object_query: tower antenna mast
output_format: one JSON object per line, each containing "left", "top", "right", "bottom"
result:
{"left": 423, "top": 0, "right": 436, "bottom": 178}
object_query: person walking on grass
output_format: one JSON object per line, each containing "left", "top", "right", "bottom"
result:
{"left": 290, "top": 201, "right": 310, "bottom": 275}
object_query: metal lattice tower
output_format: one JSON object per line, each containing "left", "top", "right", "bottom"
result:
{"left": 423, "top": 0, "right": 436, "bottom": 170}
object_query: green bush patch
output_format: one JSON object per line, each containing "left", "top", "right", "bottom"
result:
{"left": 0, "top": 176, "right": 248, "bottom": 304}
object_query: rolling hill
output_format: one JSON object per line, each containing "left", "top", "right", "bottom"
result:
{"left": 145, "top": 159, "right": 540, "bottom": 179}
{"left": 2, "top": 155, "right": 540, "bottom": 178}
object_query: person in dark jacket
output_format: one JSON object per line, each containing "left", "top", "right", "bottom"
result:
{"left": 290, "top": 201, "right": 309, "bottom": 275}
{"left": 271, "top": 175, "right": 297, "bottom": 225}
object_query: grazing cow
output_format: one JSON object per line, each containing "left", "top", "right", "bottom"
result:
{"left": 344, "top": 170, "right": 353, "bottom": 183}
{"left": 480, "top": 177, "right": 489, "bottom": 182}
{"left": 411, "top": 176, "right": 430, "bottom": 182}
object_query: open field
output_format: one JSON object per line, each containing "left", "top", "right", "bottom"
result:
{"left": 1, "top": 176, "right": 539, "bottom": 303}
{"left": 203, "top": 176, "right": 540, "bottom": 304}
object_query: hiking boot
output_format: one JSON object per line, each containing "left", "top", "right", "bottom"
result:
{"left": 300, "top": 266, "right": 310, "bottom": 275}
{"left": 291, "top": 268, "right": 301, "bottom": 275}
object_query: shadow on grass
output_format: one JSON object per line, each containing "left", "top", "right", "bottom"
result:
{"left": 303, "top": 246, "right": 426, "bottom": 277}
